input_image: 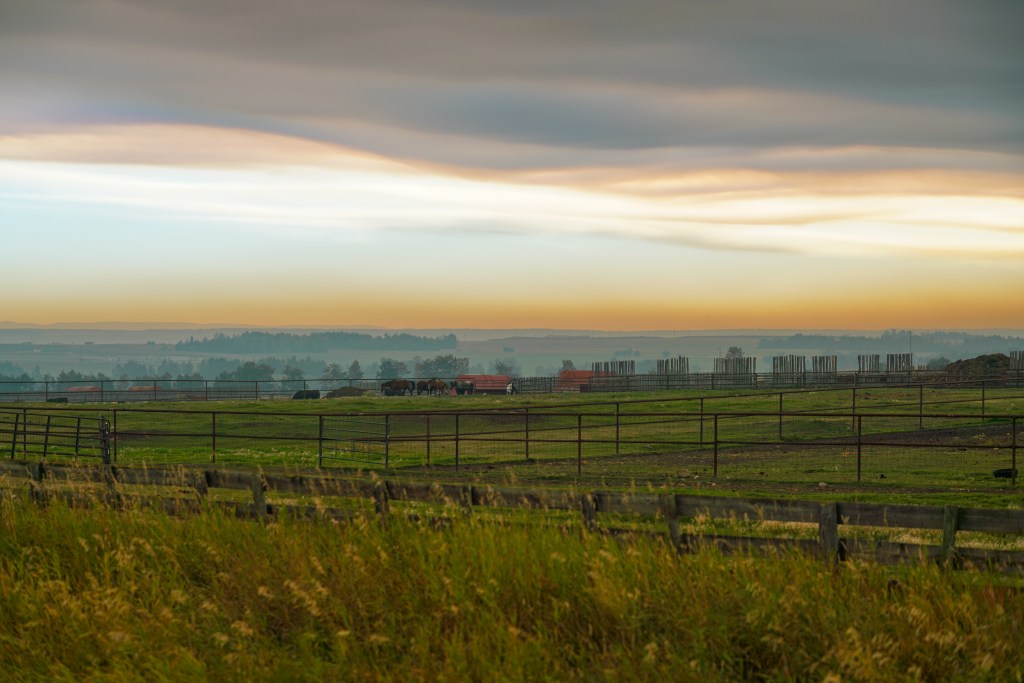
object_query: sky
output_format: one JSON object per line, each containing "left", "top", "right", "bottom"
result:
{"left": 2, "top": 0, "right": 1022, "bottom": 331}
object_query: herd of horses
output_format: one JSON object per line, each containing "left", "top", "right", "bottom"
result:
{"left": 291, "top": 378, "right": 475, "bottom": 399}
{"left": 380, "top": 378, "right": 449, "bottom": 396}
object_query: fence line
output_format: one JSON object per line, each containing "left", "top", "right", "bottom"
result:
{"left": 2, "top": 460, "right": 1022, "bottom": 572}
{"left": 5, "top": 399, "right": 1020, "bottom": 485}
{"left": 1, "top": 369, "right": 1023, "bottom": 403}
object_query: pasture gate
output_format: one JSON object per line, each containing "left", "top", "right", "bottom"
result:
{"left": 1, "top": 408, "right": 110, "bottom": 463}
{"left": 319, "top": 415, "right": 389, "bottom": 468}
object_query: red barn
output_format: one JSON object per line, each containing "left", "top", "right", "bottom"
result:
{"left": 452, "top": 374, "right": 511, "bottom": 395}
{"left": 555, "top": 370, "right": 595, "bottom": 392}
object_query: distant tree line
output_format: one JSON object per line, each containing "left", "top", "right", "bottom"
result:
{"left": 174, "top": 331, "right": 457, "bottom": 354}
{"left": 757, "top": 330, "right": 1024, "bottom": 357}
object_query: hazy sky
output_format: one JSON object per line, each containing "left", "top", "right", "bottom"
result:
{"left": 2, "top": 0, "right": 1022, "bottom": 329}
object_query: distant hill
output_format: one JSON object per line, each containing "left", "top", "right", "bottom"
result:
{"left": 174, "top": 330, "right": 458, "bottom": 354}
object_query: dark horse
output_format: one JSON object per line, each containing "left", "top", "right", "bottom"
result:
{"left": 451, "top": 380, "right": 475, "bottom": 395}
{"left": 416, "top": 380, "right": 430, "bottom": 395}
{"left": 381, "top": 379, "right": 415, "bottom": 396}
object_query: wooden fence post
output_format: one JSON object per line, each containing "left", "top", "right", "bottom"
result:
{"left": 29, "top": 461, "right": 46, "bottom": 505}
{"left": 661, "top": 494, "right": 682, "bottom": 552}
{"left": 373, "top": 481, "right": 390, "bottom": 521}
{"left": 193, "top": 469, "right": 210, "bottom": 499}
{"left": 251, "top": 473, "right": 267, "bottom": 521}
{"left": 580, "top": 492, "right": 597, "bottom": 532}
{"left": 819, "top": 502, "right": 839, "bottom": 564}
{"left": 941, "top": 506, "right": 960, "bottom": 567}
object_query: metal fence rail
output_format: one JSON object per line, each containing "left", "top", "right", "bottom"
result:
{"left": 0, "top": 409, "right": 109, "bottom": 462}
{"left": 1, "top": 370, "right": 1022, "bottom": 403}
{"left": 7, "top": 401, "right": 1018, "bottom": 489}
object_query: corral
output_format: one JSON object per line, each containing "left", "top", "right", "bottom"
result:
{"left": 3, "top": 383, "right": 1021, "bottom": 504}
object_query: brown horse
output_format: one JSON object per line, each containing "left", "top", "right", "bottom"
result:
{"left": 381, "top": 379, "right": 415, "bottom": 396}
{"left": 416, "top": 380, "right": 430, "bottom": 395}
{"left": 427, "top": 378, "right": 448, "bottom": 396}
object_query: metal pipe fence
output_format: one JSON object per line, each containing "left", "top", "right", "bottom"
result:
{"left": 1, "top": 409, "right": 109, "bottom": 463}
{"left": 0, "top": 371, "right": 1021, "bottom": 403}
{"left": 8, "top": 402, "right": 1018, "bottom": 489}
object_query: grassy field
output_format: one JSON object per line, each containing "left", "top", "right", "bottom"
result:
{"left": 10, "top": 385, "right": 1021, "bottom": 508}
{"left": 1, "top": 494, "right": 1023, "bottom": 681}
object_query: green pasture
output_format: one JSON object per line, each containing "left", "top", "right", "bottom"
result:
{"left": 9, "top": 385, "right": 1023, "bottom": 505}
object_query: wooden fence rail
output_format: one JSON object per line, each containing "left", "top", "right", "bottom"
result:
{"left": 2, "top": 460, "right": 1024, "bottom": 573}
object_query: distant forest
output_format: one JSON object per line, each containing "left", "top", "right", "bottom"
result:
{"left": 174, "top": 330, "right": 458, "bottom": 354}
{"left": 757, "top": 330, "right": 1024, "bottom": 357}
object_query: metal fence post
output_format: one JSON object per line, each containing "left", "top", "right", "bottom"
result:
{"left": 454, "top": 414, "right": 460, "bottom": 471}
{"left": 9, "top": 412, "right": 18, "bottom": 459}
{"left": 318, "top": 415, "right": 324, "bottom": 467}
{"left": 778, "top": 392, "right": 784, "bottom": 440}
{"left": 524, "top": 410, "right": 529, "bottom": 460}
{"left": 851, "top": 387, "right": 857, "bottom": 433}
{"left": 699, "top": 398, "right": 705, "bottom": 445}
{"left": 981, "top": 382, "right": 986, "bottom": 417}
{"left": 856, "top": 416, "right": 863, "bottom": 483}
{"left": 577, "top": 413, "right": 583, "bottom": 476}
{"left": 426, "top": 414, "right": 432, "bottom": 466}
{"left": 211, "top": 412, "right": 217, "bottom": 463}
{"left": 1012, "top": 416, "right": 1018, "bottom": 486}
{"left": 919, "top": 384, "right": 924, "bottom": 429}
{"left": 42, "top": 415, "right": 51, "bottom": 459}
{"left": 713, "top": 415, "right": 719, "bottom": 478}
{"left": 99, "top": 418, "right": 111, "bottom": 465}
{"left": 384, "top": 414, "right": 390, "bottom": 469}
{"left": 615, "top": 403, "right": 620, "bottom": 455}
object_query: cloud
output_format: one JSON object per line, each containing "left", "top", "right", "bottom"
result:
{"left": 2, "top": 0, "right": 1022, "bottom": 169}
{"left": 1, "top": 0, "right": 1022, "bottom": 275}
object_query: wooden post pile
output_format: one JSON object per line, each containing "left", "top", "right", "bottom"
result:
{"left": 592, "top": 360, "right": 635, "bottom": 376}
{"left": 656, "top": 356, "right": 689, "bottom": 375}
{"left": 772, "top": 355, "right": 805, "bottom": 376}
{"left": 810, "top": 355, "right": 837, "bottom": 382}
{"left": 858, "top": 354, "right": 881, "bottom": 372}
{"left": 886, "top": 353, "right": 913, "bottom": 373}
{"left": 714, "top": 357, "right": 756, "bottom": 375}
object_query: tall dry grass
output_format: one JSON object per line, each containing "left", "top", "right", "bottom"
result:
{"left": 0, "top": 494, "right": 1021, "bottom": 681}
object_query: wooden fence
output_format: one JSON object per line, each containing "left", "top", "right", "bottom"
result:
{"left": 2, "top": 460, "right": 1023, "bottom": 573}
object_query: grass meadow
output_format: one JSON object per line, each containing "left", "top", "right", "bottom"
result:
{"left": 2, "top": 493, "right": 1023, "bottom": 682}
